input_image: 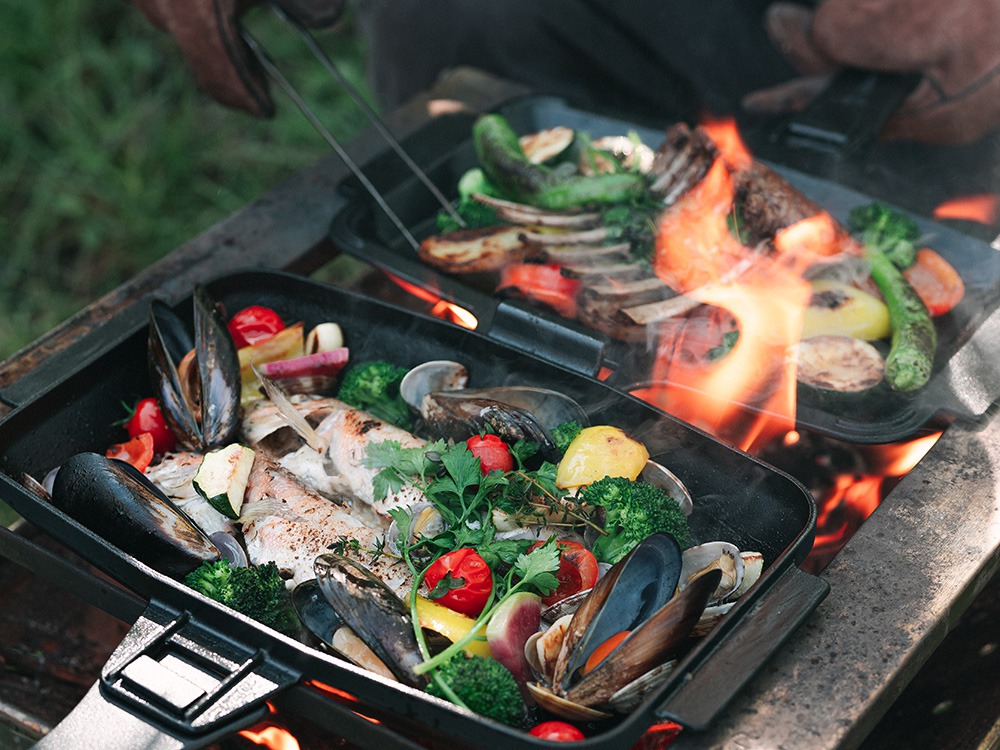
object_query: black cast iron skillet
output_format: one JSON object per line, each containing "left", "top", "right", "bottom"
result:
{"left": 0, "top": 271, "right": 826, "bottom": 749}
{"left": 328, "top": 95, "right": 1000, "bottom": 445}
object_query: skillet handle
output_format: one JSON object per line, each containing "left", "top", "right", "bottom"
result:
{"left": 35, "top": 600, "right": 300, "bottom": 750}
{"left": 654, "top": 564, "right": 830, "bottom": 730}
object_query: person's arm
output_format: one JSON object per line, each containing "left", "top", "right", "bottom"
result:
{"left": 743, "top": 0, "right": 1000, "bottom": 144}
{"left": 131, "top": 0, "right": 344, "bottom": 117}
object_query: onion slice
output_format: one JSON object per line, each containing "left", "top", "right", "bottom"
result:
{"left": 252, "top": 362, "right": 328, "bottom": 453}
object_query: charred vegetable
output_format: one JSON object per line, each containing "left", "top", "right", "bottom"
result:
{"left": 193, "top": 443, "right": 256, "bottom": 519}
{"left": 802, "top": 280, "right": 891, "bottom": 341}
{"left": 795, "top": 335, "right": 885, "bottom": 402}
{"left": 865, "top": 245, "right": 936, "bottom": 392}
{"left": 473, "top": 115, "right": 646, "bottom": 210}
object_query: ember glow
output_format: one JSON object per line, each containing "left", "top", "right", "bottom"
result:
{"left": 238, "top": 724, "right": 301, "bottom": 750}
{"left": 386, "top": 272, "right": 478, "bottom": 329}
{"left": 932, "top": 194, "right": 1000, "bottom": 225}
{"left": 804, "top": 431, "right": 941, "bottom": 571}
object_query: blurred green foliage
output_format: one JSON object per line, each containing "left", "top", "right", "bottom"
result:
{"left": 0, "top": 0, "right": 371, "bottom": 358}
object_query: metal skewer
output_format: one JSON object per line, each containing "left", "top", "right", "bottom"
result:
{"left": 242, "top": 29, "right": 422, "bottom": 250}
{"left": 267, "top": 1, "right": 464, "bottom": 228}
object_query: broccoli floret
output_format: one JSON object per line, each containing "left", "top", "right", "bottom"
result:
{"left": 185, "top": 559, "right": 298, "bottom": 635}
{"left": 581, "top": 476, "right": 691, "bottom": 564}
{"left": 550, "top": 420, "right": 583, "bottom": 455}
{"left": 336, "top": 360, "right": 413, "bottom": 430}
{"left": 426, "top": 654, "right": 525, "bottom": 726}
{"left": 849, "top": 202, "right": 921, "bottom": 269}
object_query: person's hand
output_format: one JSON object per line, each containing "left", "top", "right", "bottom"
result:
{"left": 742, "top": 0, "right": 1000, "bottom": 145}
{"left": 132, "top": 0, "right": 344, "bottom": 117}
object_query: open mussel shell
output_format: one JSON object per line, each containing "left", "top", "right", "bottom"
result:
{"left": 50, "top": 452, "right": 220, "bottom": 578}
{"left": 399, "top": 360, "right": 469, "bottom": 411}
{"left": 293, "top": 580, "right": 399, "bottom": 680}
{"left": 148, "top": 285, "right": 241, "bottom": 451}
{"left": 314, "top": 553, "right": 427, "bottom": 689}
{"left": 563, "top": 568, "right": 721, "bottom": 708}
{"left": 553, "top": 532, "right": 683, "bottom": 691}
{"left": 421, "top": 386, "right": 587, "bottom": 461}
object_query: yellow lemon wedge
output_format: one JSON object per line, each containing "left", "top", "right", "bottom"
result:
{"left": 414, "top": 595, "right": 493, "bottom": 658}
{"left": 555, "top": 425, "right": 649, "bottom": 489}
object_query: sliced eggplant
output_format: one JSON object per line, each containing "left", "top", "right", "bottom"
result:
{"left": 193, "top": 443, "right": 256, "bottom": 519}
{"left": 802, "top": 280, "right": 891, "bottom": 342}
{"left": 795, "top": 335, "right": 885, "bottom": 408}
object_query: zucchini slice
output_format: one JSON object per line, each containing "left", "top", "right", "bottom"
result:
{"left": 519, "top": 126, "right": 576, "bottom": 164}
{"left": 795, "top": 335, "right": 885, "bottom": 404}
{"left": 193, "top": 444, "right": 256, "bottom": 519}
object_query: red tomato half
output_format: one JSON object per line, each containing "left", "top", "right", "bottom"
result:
{"left": 529, "top": 721, "right": 586, "bottom": 742}
{"left": 423, "top": 548, "right": 493, "bottom": 617}
{"left": 125, "top": 397, "right": 176, "bottom": 454}
{"left": 902, "top": 248, "right": 965, "bottom": 316}
{"left": 529, "top": 540, "right": 599, "bottom": 607}
{"left": 106, "top": 432, "right": 155, "bottom": 473}
{"left": 466, "top": 434, "right": 514, "bottom": 474}
{"left": 497, "top": 263, "right": 581, "bottom": 318}
{"left": 227, "top": 305, "right": 286, "bottom": 348}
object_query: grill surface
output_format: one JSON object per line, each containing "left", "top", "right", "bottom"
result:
{"left": 1, "top": 68, "right": 999, "bottom": 748}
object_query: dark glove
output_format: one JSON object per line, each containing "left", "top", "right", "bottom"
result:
{"left": 132, "top": 0, "right": 345, "bottom": 117}
{"left": 743, "top": 0, "right": 1000, "bottom": 144}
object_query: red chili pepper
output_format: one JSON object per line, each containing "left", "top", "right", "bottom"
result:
{"left": 106, "top": 432, "right": 155, "bottom": 473}
{"left": 227, "top": 305, "right": 286, "bottom": 348}
{"left": 497, "top": 263, "right": 581, "bottom": 318}
{"left": 124, "top": 397, "right": 176, "bottom": 454}
{"left": 902, "top": 248, "right": 965, "bottom": 316}
{"left": 529, "top": 721, "right": 586, "bottom": 742}
{"left": 423, "top": 548, "right": 493, "bottom": 618}
{"left": 465, "top": 433, "right": 514, "bottom": 474}
{"left": 528, "top": 540, "right": 599, "bottom": 607}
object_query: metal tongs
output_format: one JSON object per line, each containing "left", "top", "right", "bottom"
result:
{"left": 241, "top": 4, "right": 463, "bottom": 251}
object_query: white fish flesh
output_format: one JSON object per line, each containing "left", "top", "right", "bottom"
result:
{"left": 241, "top": 453, "right": 410, "bottom": 594}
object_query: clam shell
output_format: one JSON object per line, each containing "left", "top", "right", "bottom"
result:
{"left": 607, "top": 660, "right": 678, "bottom": 714}
{"left": 526, "top": 683, "right": 612, "bottom": 722}
{"left": 679, "top": 542, "right": 744, "bottom": 604}
{"left": 641, "top": 460, "right": 694, "bottom": 516}
{"left": 399, "top": 360, "right": 469, "bottom": 411}
{"left": 726, "top": 551, "right": 764, "bottom": 601}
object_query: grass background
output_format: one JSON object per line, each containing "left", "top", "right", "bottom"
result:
{"left": 0, "top": 0, "right": 371, "bottom": 360}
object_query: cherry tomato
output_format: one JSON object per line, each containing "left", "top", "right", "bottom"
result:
{"left": 423, "top": 548, "right": 493, "bottom": 618}
{"left": 106, "top": 432, "right": 155, "bottom": 473}
{"left": 227, "top": 305, "right": 286, "bottom": 348}
{"left": 124, "top": 397, "right": 176, "bottom": 454}
{"left": 528, "top": 540, "right": 599, "bottom": 607}
{"left": 465, "top": 434, "right": 514, "bottom": 474}
{"left": 497, "top": 263, "right": 581, "bottom": 318}
{"left": 902, "top": 248, "right": 965, "bottom": 316}
{"left": 529, "top": 721, "right": 585, "bottom": 742}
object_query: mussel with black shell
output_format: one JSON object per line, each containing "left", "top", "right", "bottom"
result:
{"left": 147, "top": 284, "right": 241, "bottom": 451}
{"left": 50, "top": 452, "right": 222, "bottom": 578}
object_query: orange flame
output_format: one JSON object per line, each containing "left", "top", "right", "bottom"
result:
{"left": 700, "top": 115, "right": 753, "bottom": 172}
{"left": 386, "top": 273, "right": 478, "bottom": 329}
{"left": 239, "top": 725, "right": 301, "bottom": 750}
{"left": 804, "top": 431, "right": 941, "bottom": 571}
{"left": 932, "top": 194, "right": 1000, "bottom": 225}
